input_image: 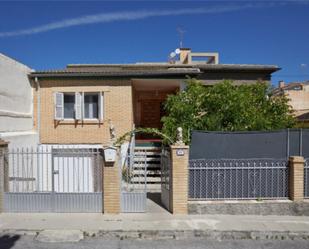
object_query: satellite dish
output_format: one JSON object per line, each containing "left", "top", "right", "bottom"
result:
{"left": 170, "top": 52, "right": 176, "bottom": 58}
{"left": 175, "top": 48, "right": 181, "bottom": 54}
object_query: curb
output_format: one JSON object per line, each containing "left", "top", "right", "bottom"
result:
{"left": 2, "top": 229, "right": 309, "bottom": 241}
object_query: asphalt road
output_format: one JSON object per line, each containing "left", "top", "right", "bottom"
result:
{"left": 1, "top": 235, "right": 309, "bottom": 249}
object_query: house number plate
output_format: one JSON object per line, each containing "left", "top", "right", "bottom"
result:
{"left": 176, "top": 149, "right": 185, "bottom": 156}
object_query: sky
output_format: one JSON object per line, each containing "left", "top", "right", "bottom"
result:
{"left": 0, "top": 0, "right": 309, "bottom": 85}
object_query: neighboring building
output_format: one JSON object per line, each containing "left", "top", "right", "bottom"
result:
{"left": 273, "top": 80, "right": 309, "bottom": 123}
{"left": 29, "top": 48, "right": 280, "bottom": 147}
{"left": 0, "top": 53, "right": 38, "bottom": 148}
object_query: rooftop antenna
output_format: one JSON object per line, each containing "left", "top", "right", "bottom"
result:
{"left": 177, "top": 27, "right": 186, "bottom": 48}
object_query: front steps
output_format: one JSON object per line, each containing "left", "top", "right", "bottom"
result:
{"left": 131, "top": 146, "right": 162, "bottom": 192}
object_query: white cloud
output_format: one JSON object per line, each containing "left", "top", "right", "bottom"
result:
{"left": 0, "top": 4, "right": 268, "bottom": 37}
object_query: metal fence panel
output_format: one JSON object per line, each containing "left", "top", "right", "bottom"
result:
{"left": 189, "top": 158, "right": 289, "bottom": 200}
{"left": 4, "top": 147, "right": 103, "bottom": 213}
{"left": 190, "top": 129, "right": 309, "bottom": 160}
{"left": 4, "top": 192, "right": 102, "bottom": 212}
{"left": 305, "top": 158, "right": 309, "bottom": 198}
{"left": 121, "top": 192, "right": 146, "bottom": 213}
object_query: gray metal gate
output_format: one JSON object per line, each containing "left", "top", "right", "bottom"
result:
{"left": 305, "top": 158, "right": 309, "bottom": 198}
{"left": 4, "top": 147, "right": 103, "bottom": 212}
{"left": 161, "top": 147, "right": 171, "bottom": 211}
{"left": 120, "top": 134, "right": 147, "bottom": 213}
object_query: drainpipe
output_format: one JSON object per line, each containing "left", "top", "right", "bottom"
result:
{"left": 34, "top": 77, "right": 41, "bottom": 144}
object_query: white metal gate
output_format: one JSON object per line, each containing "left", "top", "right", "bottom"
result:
{"left": 120, "top": 136, "right": 147, "bottom": 213}
{"left": 3, "top": 147, "right": 103, "bottom": 212}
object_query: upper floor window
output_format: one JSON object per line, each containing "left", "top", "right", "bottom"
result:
{"left": 54, "top": 92, "right": 104, "bottom": 121}
{"left": 63, "top": 93, "right": 75, "bottom": 119}
{"left": 84, "top": 93, "right": 99, "bottom": 119}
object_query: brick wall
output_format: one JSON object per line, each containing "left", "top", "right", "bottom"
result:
{"left": 33, "top": 78, "right": 133, "bottom": 145}
{"left": 103, "top": 152, "right": 120, "bottom": 214}
{"left": 133, "top": 89, "right": 175, "bottom": 128}
{"left": 289, "top": 156, "right": 305, "bottom": 201}
{"left": 170, "top": 145, "right": 189, "bottom": 214}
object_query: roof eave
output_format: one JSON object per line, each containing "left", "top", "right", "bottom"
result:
{"left": 29, "top": 72, "right": 202, "bottom": 78}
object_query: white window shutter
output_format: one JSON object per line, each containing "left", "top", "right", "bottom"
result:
{"left": 75, "top": 92, "right": 82, "bottom": 120}
{"left": 99, "top": 92, "right": 104, "bottom": 121}
{"left": 54, "top": 92, "right": 64, "bottom": 120}
{"left": 81, "top": 92, "right": 85, "bottom": 120}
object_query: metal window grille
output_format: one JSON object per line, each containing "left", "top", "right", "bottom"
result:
{"left": 305, "top": 158, "right": 309, "bottom": 198}
{"left": 188, "top": 158, "right": 289, "bottom": 200}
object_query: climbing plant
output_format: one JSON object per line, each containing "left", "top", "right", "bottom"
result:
{"left": 114, "top": 127, "right": 174, "bottom": 146}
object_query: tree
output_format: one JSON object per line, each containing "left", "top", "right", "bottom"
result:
{"left": 162, "top": 79, "right": 295, "bottom": 144}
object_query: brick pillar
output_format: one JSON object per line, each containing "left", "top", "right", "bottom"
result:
{"left": 289, "top": 156, "right": 305, "bottom": 202}
{"left": 103, "top": 148, "right": 120, "bottom": 214}
{"left": 170, "top": 145, "right": 189, "bottom": 214}
{"left": 0, "top": 139, "right": 9, "bottom": 213}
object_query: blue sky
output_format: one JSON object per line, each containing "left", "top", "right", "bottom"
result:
{"left": 0, "top": 1, "right": 309, "bottom": 85}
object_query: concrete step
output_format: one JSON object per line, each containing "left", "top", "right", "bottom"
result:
{"left": 133, "top": 165, "right": 161, "bottom": 170}
{"left": 133, "top": 171, "right": 161, "bottom": 177}
{"left": 133, "top": 157, "right": 161, "bottom": 162}
{"left": 134, "top": 146, "right": 161, "bottom": 151}
{"left": 133, "top": 151, "right": 161, "bottom": 156}
{"left": 132, "top": 177, "right": 161, "bottom": 183}
{"left": 133, "top": 164, "right": 161, "bottom": 168}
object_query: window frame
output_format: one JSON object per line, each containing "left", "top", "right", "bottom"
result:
{"left": 62, "top": 92, "right": 76, "bottom": 121}
{"left": 54, "top": 91, "right": 104, "bottom": 122}
{"left": 83, "top": 92, "right": 100, "bottom": 121}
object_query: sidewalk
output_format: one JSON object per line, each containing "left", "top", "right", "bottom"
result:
{"left": 1, "top": 213, "right": 309, "bottom": 240}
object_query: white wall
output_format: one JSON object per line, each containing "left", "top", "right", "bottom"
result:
{"left": 0, "top": 131, "right": 39, "bottom": 149}
{"left": 0, "top": 53, "right": 38, "bottom": 148}
{"left": 0, "top": 53, "right": 33, "bottom": 132}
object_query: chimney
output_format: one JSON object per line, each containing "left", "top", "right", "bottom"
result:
{"left": 279, "top": 80, "right": 285, "bottom": 88}
{"left": 179, "top": 48, "right": 191, "bottom": 64}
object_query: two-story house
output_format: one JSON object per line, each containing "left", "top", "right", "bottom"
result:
{"left": 29, "top": 48, "right": 280, "bottom": 149}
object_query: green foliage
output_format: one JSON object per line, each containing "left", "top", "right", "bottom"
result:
{"left": 114, "top": 127, "right": 174, "bottom": 146}
{"left": 162, "top": 79, "right": 296, "bottom": 144}
{"left": 294, "top": 121, "right": 309, "bottom": 128}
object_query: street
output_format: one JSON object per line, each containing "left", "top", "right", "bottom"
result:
{"left": 1, "top": 235, "right": 309, "bottom": 249}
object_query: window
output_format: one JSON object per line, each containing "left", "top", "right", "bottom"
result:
{"left": 84, "top": 93, "right": 99, "bottom": 119}
{"left": 54, "top": 92, "right": 104, "bottom": 121}
{"left": 63, "top": 93, "right": 75, "bottom": 119}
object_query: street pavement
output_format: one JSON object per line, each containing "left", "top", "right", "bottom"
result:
{"left": 2, "top": 199, "right": 309, "bottom": 243}
{"left": 1, "top": 235, "right": 309, "bottom": 249}
{"left": 1, "top": 213, "right": 309, "bottom": 236}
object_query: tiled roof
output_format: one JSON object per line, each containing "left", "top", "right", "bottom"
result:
{"left": 273, "top": 81, "right": 309, "bottom": 95}
{"left": 297, "top": 112, "right": 309, "bottom": 121}
{"left": 29, "top": 63, "right": 280, "bottom": 78}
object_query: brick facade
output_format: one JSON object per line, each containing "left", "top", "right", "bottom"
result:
{"left": 289, "top": 156, "right": 305, "bottom": 201}
{"left": 33, "top": 78, "right": 133, "bottom": 145}
{"left": 133, "top": 89, "right": 176, "bottom": 129}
